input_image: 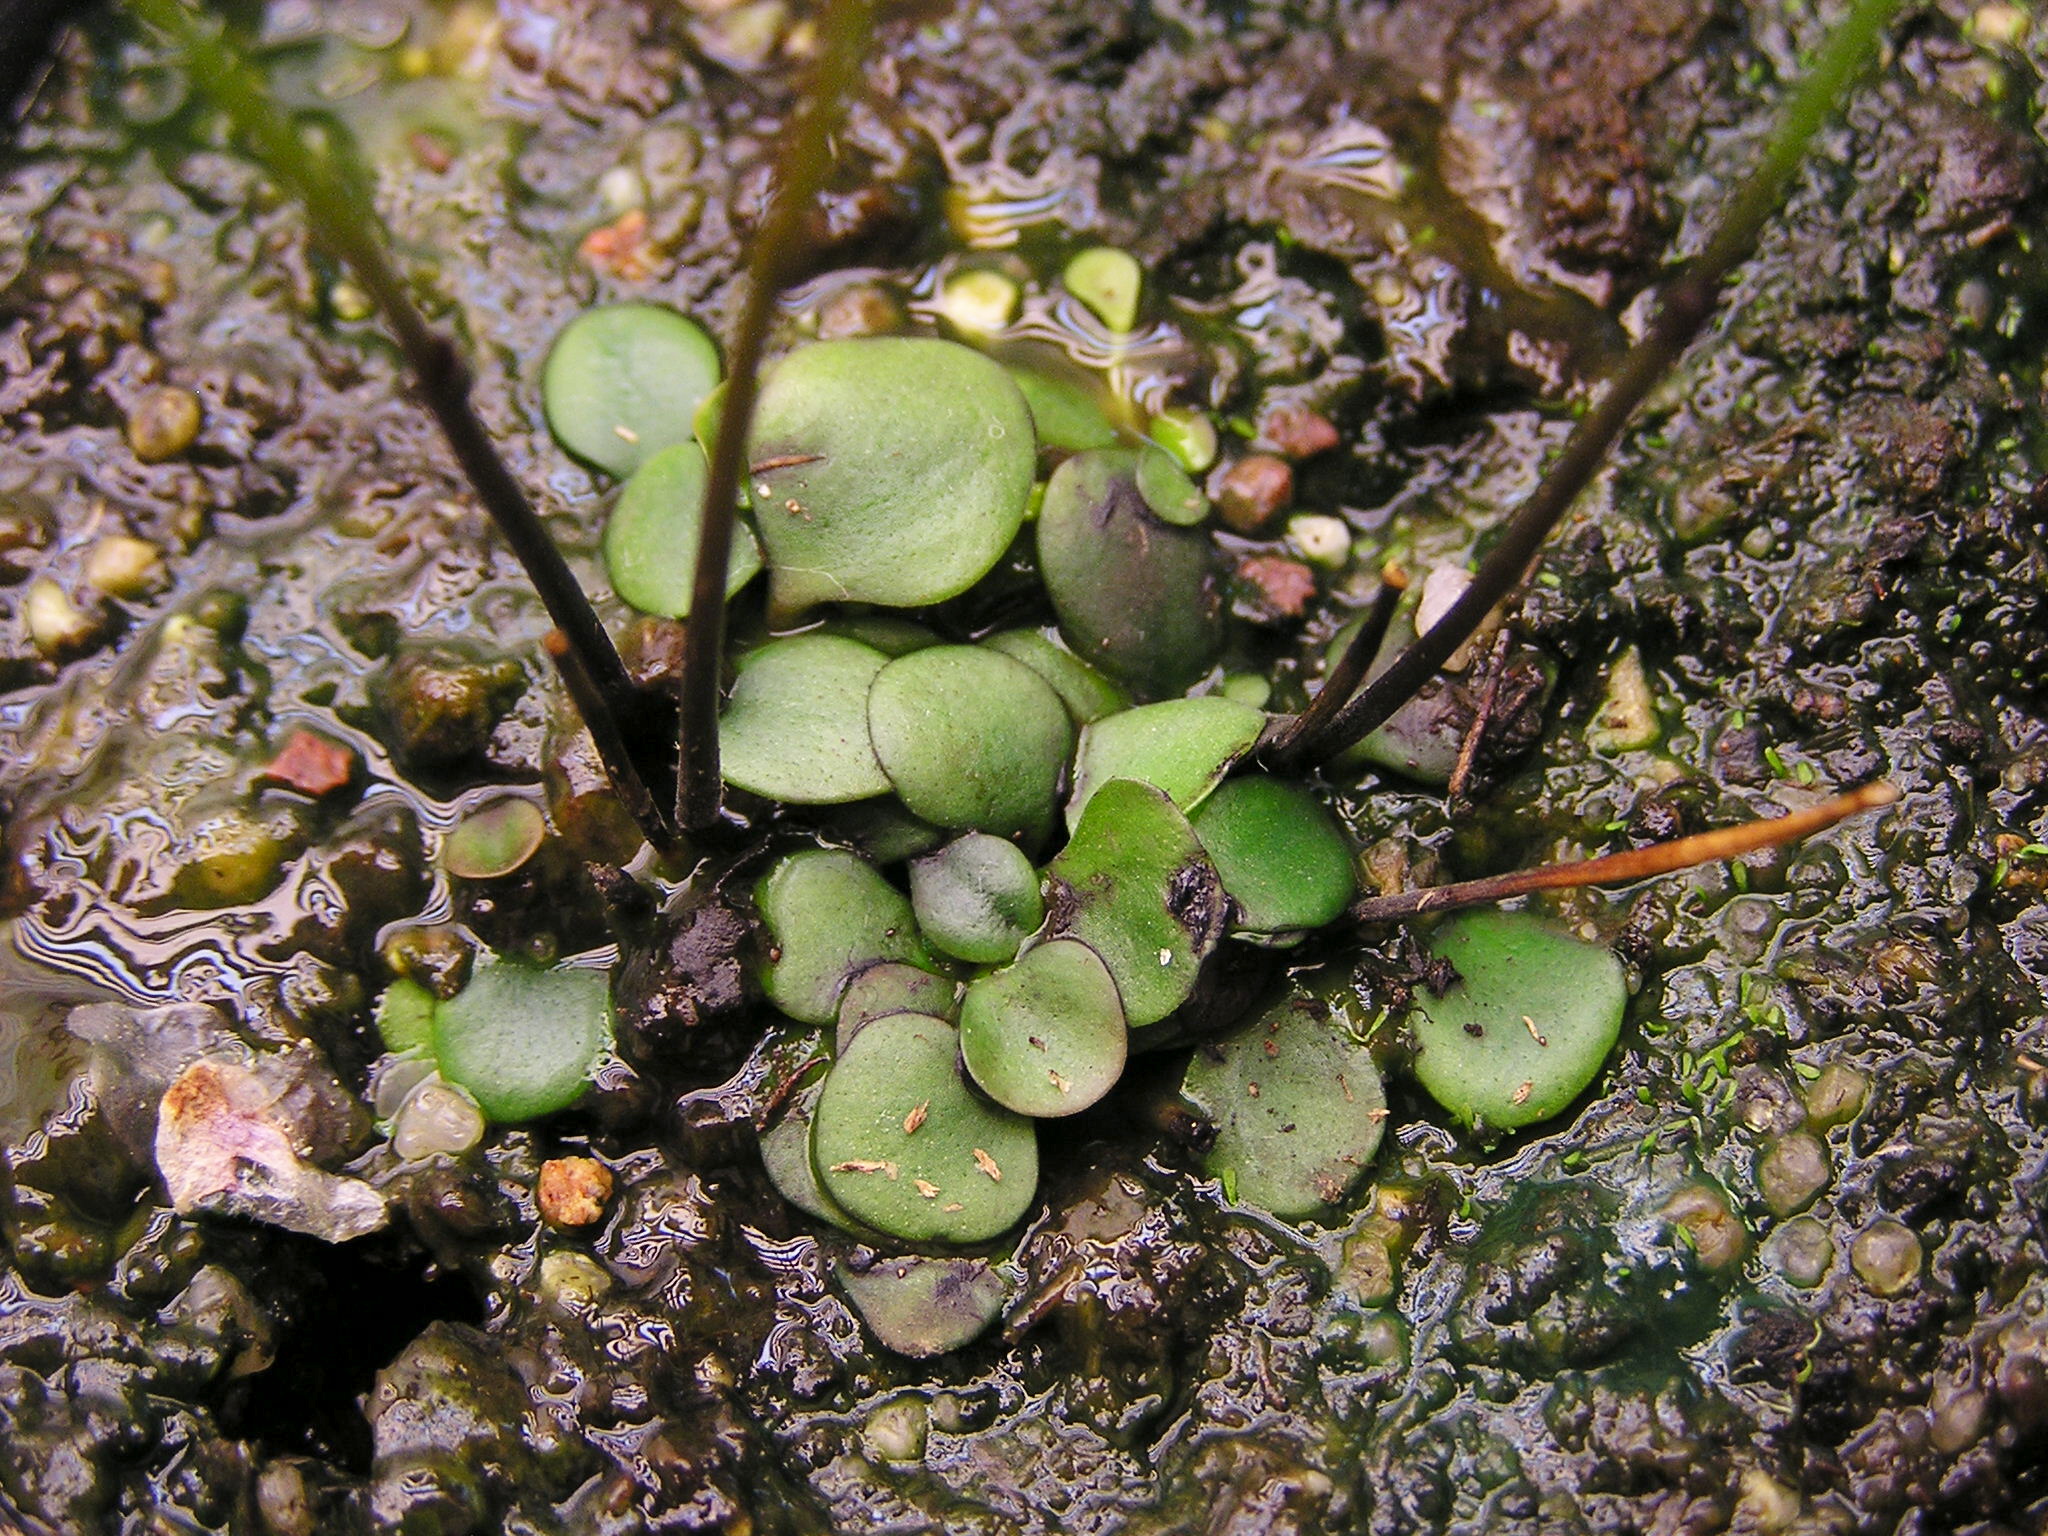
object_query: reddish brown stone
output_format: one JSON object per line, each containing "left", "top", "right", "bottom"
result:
{"left": 1259, "top": 403, "right": 1341, "bottom": 461}
{"left": 1215, "top": 455, "right": 1294, "bottom": 535}
{"left": 1237, "top": 555, "right": 1317, "bottom": 619}
{"left": 579, "top": 208, "right": 656, "bottom": 281}
{"left": 260, "top": 729, "right": 358, "bottom": 799}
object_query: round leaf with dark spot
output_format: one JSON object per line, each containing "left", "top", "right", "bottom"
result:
{"left": 835, "top": 1255, "right": 1007, "bottom": 1357}
{"left": 1042, "top": 778, "right": 1226, "bottom": 1028}
{"left": 960, "top": 938, "right": 1126, "bottom": 1117}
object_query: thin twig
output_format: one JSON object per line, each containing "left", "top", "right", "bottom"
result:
{"left": 1285, "top": 0, "right": 1904, "bottom": 766}
{"left": 129, "top": 0, "right": 671, "bottom": 845}
{"left": 1259, "top": 565, "right": 1407, "bottom": 764}
{"left": 1446, "top": 626, "right": 1514, "bottom": 804}
{"left": 1350, "top": 781, "right": 1898, "bottom": 924}
{"left": 677, "top": 0, "right": 878, "bottom": 832}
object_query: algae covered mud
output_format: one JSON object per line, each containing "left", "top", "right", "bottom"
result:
{"left": 2, "top": 0, "right": 2047, "bottom": 1531}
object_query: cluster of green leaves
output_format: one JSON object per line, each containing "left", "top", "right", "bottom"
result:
{"left": 535, "top": 310, "right": 1630, "bottom": 1257}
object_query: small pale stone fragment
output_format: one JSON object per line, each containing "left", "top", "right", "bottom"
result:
{"left": 1587, "top": 646, "right": 1660, "bottom": 753}
{"left": 1287, "top": 514, "right": 1351, "bottom": 569}
{"left": 84, "top": 534, "right": 166, "bottom": 598}
{"left": 127, "top": 385, "right": 203, "bottom": 462}
{"left": 1851, "top": 1219, "right": 1921, "bottom": 1295}
{"left": 24, "top": 578, "right": 102, "bottom": 655}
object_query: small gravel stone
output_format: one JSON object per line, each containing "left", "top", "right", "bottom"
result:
{"left": 538, "top": 1155, "right": 614, "bottom": 1227}
{"left": 1259, "top": 402, "right": 1340, "bottom": 459}
{"left": 24, "top": 577, "right": 104, "bottom": 655}
{"left": 818, "top": 282, "right": 904, "bottom": 339}
{"left": 1215, "top": 454, "right": 1293, "bottom": 534}
{"left": 1757, "top": 1131, "right": 1830, "bottom": 1218}
{"left": 1804, "top": 1063, "right": 1868, "bottom": 1130}
{"left": 1850, "top": 1218, "right": 1922, "bottom": 1295}
{"left": 83, "top": 534, "right": 166, "bottom": 598}
{"left": 1662, "top": 1182, "right": 1748, "bottom": 1271}
{"left": 126, "top": 385, "right": 203, "bottom": 462}
{"left": 1237, "top": 554, "right": 1316, "bottom": 619}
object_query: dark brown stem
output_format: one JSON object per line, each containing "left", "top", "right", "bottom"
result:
{"left": 677, "top": 0, "right": 877, "bottom": 833}
{"left": 1259, "top": 565, "right": 1407, "bottom": 765}
{"left": 1287, "top": 0, "right": 1904, "bottom": 766}
{"left": 1350, "top": 782, "right": 1898, "bottom": 925}
{"left": 130, "top": 0, "right": 670, "bottom": 845}
{"left": 1445, "top": 625, "right": 1513, "bottom": 804}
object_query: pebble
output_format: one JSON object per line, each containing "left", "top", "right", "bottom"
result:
{"left": 1215, "top": 454, "right": 1292, "bottom": 534}
{"left": 1756, "top": 1131, "right": 1830, "bottom": 1218}
{"left": 1259, "top": 402, "right": 1340, "bottom": 459}
{"left": 84, "top": 534, "right": 165, "bottom": 599}
{"left": 539, "top": 1155, "right": 615, "bottom": 1227}
{"left": 24, "top": 577, "right": 103, "bottom": 655}
{"left": 1770, "top": 1216, "right": 1834, "bottom": 1287}
{"left": 126, "top": 385, "right": 203, "bottom": 462}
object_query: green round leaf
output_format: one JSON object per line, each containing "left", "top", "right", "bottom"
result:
{"left": 811, "top": 1012, "right": 1038, "bottom": 1244}
{"left": 837, "top": 962, "right": 960, "bottom": 1053}
{"left": 835, "top": 1254, "right": 1007, "bottom": 1358}
{"left": 761, "top": 1069, "right": 868, "bottom": 1230}
{"left": 602, "top": 442, "right": 762, "bottom": 618}
{"left": 1181, "top": 996, "right": 1388, "bottom": 1219}
{"left": 1037, "top": 449, "right": 1221, "bottom": 699}
{"left": 431, "top": 961, "right": 612, "bottom": 1123}
{"left": 866, "top": 646, "right": 1074, "bottom": 845}
{"left": 1189, "top": 776, "right": 1357, "bottom": 935}
{"left": 720, "top": 635, "right": 892, "bottom": 804}
{"left": 442, "top": 797, "right": 546, "bottom": 880}
{"left": 1008, "top": 367, "right": 1118, "bottom": 453}
{"left": 543, "top": 303, "right": 721, "bottom": 478}
{"left": 908, "top": 833, "right": 1044, "bottom": 966}
{"left": 747, "top": 338, "right": 1036, "bottom": 618}
{"left": 1409, "top": 911, "right": 1629, "bottom": 1131}
{"left": 755, "top": 850, "right": 936, "bottom": 1025}
{"left": 1068, "top": 696, "right": 1265, "bottom": 830}
{"left": 960, "top": 939, "right": 1126, "bottom": 1117}
{"left": 980, "top": 629, "right": 1130, "bottom": 725}
{"left": 1042, "top": 778, "right": 1227, "bottom": 1028}
{"left": 1135, "top": 444, "right": 1208, "bottom": 526}
{"left": 374, "top": 977, "right": 436, "bottom": 1055}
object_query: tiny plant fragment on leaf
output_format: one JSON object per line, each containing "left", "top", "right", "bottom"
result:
{"left": 543, "top": 303, "right": 722, "bottom": 478}
{"left": 1181, "top": 995, "right": 1388, "bottom": 1220}
{"left": 1408, "top": 910, "right": 1628, "bottom": 1132}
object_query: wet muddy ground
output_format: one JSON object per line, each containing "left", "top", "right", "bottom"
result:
{"left": 2, "top": 0, "right": 2046, "bottom": 1532}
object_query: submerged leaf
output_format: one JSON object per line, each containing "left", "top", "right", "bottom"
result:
{"left": 836, "top": 1254, "right": 1007, "bottom": 1357}
{"left": 1181, "top": 996, "right": 1387, "bottom": 1220}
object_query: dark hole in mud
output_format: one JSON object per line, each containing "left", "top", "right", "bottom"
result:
{"left": 223, "top": 1232, "right": 482, "bottom": 1474}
